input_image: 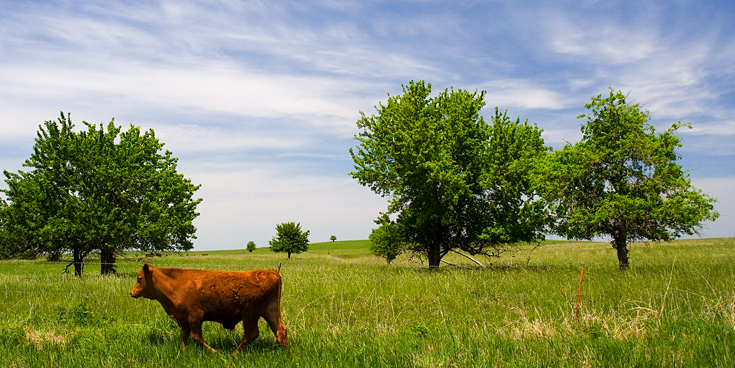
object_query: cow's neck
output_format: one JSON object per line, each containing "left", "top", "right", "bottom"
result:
{"left": 151, "top": 269, "right": 179, "bottom": 314}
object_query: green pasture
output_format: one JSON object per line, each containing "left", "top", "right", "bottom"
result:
{"left": 1, "top": 239, "right": 734, "bottom": 367}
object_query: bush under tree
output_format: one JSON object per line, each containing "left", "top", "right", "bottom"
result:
{"left": 368, "top": 215, "right": 404, "bottom": 264}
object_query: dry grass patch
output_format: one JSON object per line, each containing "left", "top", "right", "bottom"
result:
{"left": 24, "top": 327, "right": 67, "bottom": 350}
{"left": 496, "top": 306, "right": 662, "bottom": 341}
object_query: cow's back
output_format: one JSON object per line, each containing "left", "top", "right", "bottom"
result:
{"left": 188, "top": 269, "right": 281, "bottom": 323}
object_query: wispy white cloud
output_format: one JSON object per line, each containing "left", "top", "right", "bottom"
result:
{"left": 518, "top": 2, "right": 735, "bottom": 158}
{"left": 685, "top": 121, "right": 735, "bottom": 137}
{"left": 479, "top": 79, "right": 570, "bottom": 110}
{"left": 0, "top": 0, "right": 443, "bottom": 142}
{"left": 152, "top": 124, "right": 307, "bottom": 154}
{"left": 540, "top": 12, "right": 659, "bottom": 65}
{"left": 1, "top": 0, "right": 733, "bottom": 248}
{"left": 0, "top": 58, "right": 375, "bottom": 136}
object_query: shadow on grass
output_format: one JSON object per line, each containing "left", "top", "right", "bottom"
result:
{"left": 210, "top": 337, "right": 285, "bottom": 355}
{"left": 144, "top": 324, "right": 286, "bottom": 355}
{"left": 206, "top": 327, "right": 285, "bottom": 354}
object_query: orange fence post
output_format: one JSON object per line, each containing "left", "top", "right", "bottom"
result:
{"left": 575, "top": 261, "right": 585, "bottom": 322}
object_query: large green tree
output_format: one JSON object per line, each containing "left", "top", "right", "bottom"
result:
{"left": 351, "top": 81, "right": 549, "bottom": 268}
{"left": 0, "top": 113, "right": 201, "bottom": 276}
{"left": 543, "top": 90, "right": 719, "bottom": 270}
{"left": 269, "top": 222, "right": 310, "bottom": 259}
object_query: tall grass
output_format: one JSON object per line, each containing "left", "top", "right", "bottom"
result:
{"left": 1, "top": 239, "right": 734, "bottom": 367}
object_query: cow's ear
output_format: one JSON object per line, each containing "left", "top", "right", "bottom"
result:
{"left": 143, "top": 264, "right": 150, "bottom": 274}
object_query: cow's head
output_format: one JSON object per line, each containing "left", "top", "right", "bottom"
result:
{"left": 130, "top": 263, "right": 154, "bottom": 299}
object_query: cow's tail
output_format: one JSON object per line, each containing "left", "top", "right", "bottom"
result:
{"left": 275, "top": 263, "right": 283, "bottom": 314}
{"left": 275, "top": 264, "right": 287, "bottom": 348}
{"left": 275, "top": 262, "right": 283, "bottom": 318}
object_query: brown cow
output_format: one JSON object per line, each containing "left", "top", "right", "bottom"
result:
{"left": 130, "top": 263, "right": 287, "bottom": 353}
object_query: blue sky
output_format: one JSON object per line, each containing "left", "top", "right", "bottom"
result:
{"left": 1, "top": 0, "right": 733, "bottom": 250}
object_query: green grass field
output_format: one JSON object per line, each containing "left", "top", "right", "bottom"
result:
{"left": 1, "top": 239, "right": 734, "bottom": 367}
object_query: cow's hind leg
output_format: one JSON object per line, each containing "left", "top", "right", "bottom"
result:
{"left": 263, "top": 302, "right": 288, "bottom": 348}
{"left": 233, "top": 316, "right": 259, "bottom": 355}
{"left": 189, "top": 318, "right": 216, "bottom": 353}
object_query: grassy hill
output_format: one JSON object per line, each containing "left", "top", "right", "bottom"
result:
{"left": 186, "top": 237, "right": 735, "bottom": 269}
{"left": 1, "top": 238, "right": 733, "bottom": 367}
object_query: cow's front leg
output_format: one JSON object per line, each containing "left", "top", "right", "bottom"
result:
{"left": 179, "top": 324, "right": 191, "bottom": 350}
{"left": 189, "top": 319, "right": 216, "bottom": 353}
{"left": 233, "top": 316, "right": 259, "bottom": 355}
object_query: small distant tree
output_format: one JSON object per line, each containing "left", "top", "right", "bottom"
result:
{"left": 246, "top": 241, "right": 256, "bottom": 253}
{"left": 269, "top": 222, "right": 310, "bottom": 259}
{"left": 330, "top": 235, "right": 337, "bottom": 242}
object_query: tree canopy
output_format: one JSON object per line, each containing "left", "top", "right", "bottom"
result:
{"left": 351, "top": 81, "right": 549, "bottom": 268}
{"left": 542, "top": 90, "right": 719, "bottom": 270}
{"left": 269, "top": 222, "right": 310, "bottom": 259}
{"left": 0, "top": 113, "right": 201, "bottom": 276}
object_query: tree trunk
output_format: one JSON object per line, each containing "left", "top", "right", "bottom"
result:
{"left": 287, "top": 252, "right": 291, "bottom": 259}
{"left": 48, "top": 250, "right": 62, "bottom": 262}
{"left": 613, "top": 236, "right": 629, "bottom": 271}
{"left": 73, "top": 248, "right": 84, "bottom": 277}
{"left": 101, "top": 246, "right": 116, "bottom": 275}
{"left": 427, "top": 243, "right": 441, "bottom": 269}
